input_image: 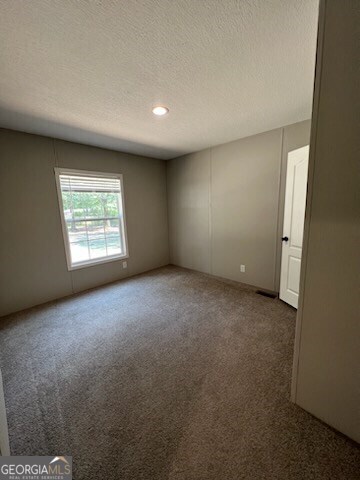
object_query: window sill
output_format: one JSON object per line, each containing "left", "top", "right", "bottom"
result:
{"left": 67, "top": 253, "right": 129, "bottom": 271}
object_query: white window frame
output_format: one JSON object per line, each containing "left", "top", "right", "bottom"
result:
{"left": 55, "top": 167, "right": 129, "bottom": 271}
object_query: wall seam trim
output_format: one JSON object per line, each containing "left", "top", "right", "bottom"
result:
{"left": 52, "top": 137, "right": 59, "bottom": 167}
{"left": 209, "top": 148, "right": 213, "bottom": 275}
{"left": 164, "top": 161, "right": 171, "bottom": 265}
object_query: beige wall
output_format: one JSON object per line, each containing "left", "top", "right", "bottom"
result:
{"left": 292, "top": 0, "right": 359, "bottom": 443}
{"left": 167, "top": 120, "right": 311, "bottom": 291}
{"left": 0, "top": 129, "right": 169, "bottom": 317}
{"left": 167, "top": 149, "right": 211, "bottom": 274}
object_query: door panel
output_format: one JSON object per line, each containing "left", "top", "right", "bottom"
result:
{"left": 287, "top": 256, "right": 301, "bottom": 294}
{"left": 290, "top": 160, "right": 308, "bottom": 247}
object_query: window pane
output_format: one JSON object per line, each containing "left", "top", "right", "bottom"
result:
{"left": 105, "top": 218, "right": 122, "bottom": 255}
{"left": 70, "top": 241, "right": 90, "bottom": 263}
{"left": 103, "top": 193, "right": 119, "bottom": 217}
{"left": 72, "top": 192, "right": 103, "bottom": 219}
{"left": 66, "top": 221, "right": 89, "bottom": 263}
{"left": 87, "top": 220, "right": 107, "bottom": 259}
{"left": 66, "top": 221, "right": 87, "bottom": 244}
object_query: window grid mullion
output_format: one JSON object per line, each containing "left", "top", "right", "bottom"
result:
{"left": 103, "top": 221, "right": 108, "bottom": 256}
{"left": 69, "top": 216, "right": 119, "bottom": 223}
{"left": 85, "top": 220, "right": 91, "bottom": 260}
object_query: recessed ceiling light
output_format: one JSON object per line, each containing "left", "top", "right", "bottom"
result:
{"left": 152, "top": 106, "right": 169, "bottom": 116}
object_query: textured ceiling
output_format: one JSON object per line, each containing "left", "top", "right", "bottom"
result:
{"left": 0, "top": 0, "right": 318, "bottom": 159}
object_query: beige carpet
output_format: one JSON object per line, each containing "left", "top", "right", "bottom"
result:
{"left": 0, "top": 266, "right": 358, "bottom": 479}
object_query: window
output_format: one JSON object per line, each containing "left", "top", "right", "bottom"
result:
{"left": 55, "top": 168, "right": 128, "bottom": 270}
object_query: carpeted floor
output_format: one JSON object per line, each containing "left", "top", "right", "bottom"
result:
{"left": 0, "top": 266, "right": 358, "bottom": 479}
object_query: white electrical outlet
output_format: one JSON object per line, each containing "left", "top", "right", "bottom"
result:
{"left": 240, "top": 264, "right": 246, "bottom": 273}
{"left": 122, "top": 261, "right": 127, "bottom": 269}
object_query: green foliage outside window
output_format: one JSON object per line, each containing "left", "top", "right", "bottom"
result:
{"left": 62, "top": 191, "right": 120, "bottom": 220}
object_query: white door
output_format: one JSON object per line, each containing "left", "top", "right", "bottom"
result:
{"left": 280, "top": 146, "right": 309, "bottom": 308}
